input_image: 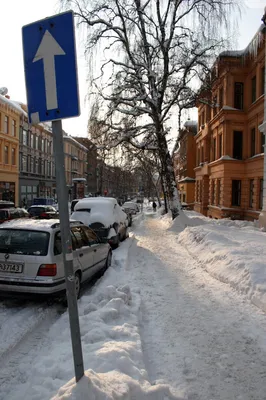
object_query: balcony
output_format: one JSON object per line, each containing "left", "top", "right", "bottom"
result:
{"left": 195, "top": 162, "right": 209, "bottom": 175}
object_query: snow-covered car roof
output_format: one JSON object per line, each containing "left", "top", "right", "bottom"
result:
{"left": 0, "top": 219, "right": 83, "bottom": 231}
{"left": 0, "top": 219, "right": 60, "bottom": 231}
{"left": 72, "top": 197, "right": 127, "bottom": 227}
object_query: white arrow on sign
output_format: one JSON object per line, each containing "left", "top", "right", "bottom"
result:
{"left": 33, "top": 30, "right": 65, "bottom": 110}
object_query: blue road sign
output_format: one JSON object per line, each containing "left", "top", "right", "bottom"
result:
{"left": 22, "top": 11, "right": 80, "bottom": 124}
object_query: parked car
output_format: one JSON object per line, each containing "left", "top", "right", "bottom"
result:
{"left": 0, "top": 219, "right": 112, "bottom": 298}
{"left": 122, "top": 207, "right": 133, "bottom": 227}
{"left": 28, "top": 205, "right": 58, "bottom": 219}
{"left": 122, "top": 201, "right": 139, "bottom": 215}
{"left": 32, "top": 197, "right": 56, "bottom": 207}
{"left": 0, "top": 208, "right": 29, "bottom": 224}
{"left": 71, "top": 197, "right": 128, "bottom": 249}
{"left": 0, "top": 201, "right": 15, "bottom": 209}
{"left": 70, "top": 199, "right": 81, "bottom": 214}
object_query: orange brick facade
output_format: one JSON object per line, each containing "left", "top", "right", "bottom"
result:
{"left": 194, "top": 26, "right": 265, "bottom": 220}
{"left": 173, "top": 121, "right": 197, "bottom": 207}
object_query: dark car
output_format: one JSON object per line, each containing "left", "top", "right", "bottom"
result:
{"left": 122, "top": 207, "right": 132, "bottom": 227}
{"left": 28, "top": 205, "right": 58, "bottom": 219}
{"left": 0, "top": 208, "right": 29, "bottom": 224}
{"left": 0, "top": 201, "right": 15, "bottom": 209}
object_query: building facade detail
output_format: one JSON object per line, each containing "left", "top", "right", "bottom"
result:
{"left": 195, "top": 26, "right": 265, "bottom": 220}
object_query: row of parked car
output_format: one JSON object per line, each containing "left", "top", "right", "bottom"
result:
{"left": 0, "top": 196, "right": 140, "bottom": 300}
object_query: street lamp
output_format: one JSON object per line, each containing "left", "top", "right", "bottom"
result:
{"left": 259, "top": 6, "right": 266, "bottom": 229}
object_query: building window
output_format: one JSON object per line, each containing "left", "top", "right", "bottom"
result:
{"left": 259, "top": 179, "right": 263, "bottom": 209}
{"left": 11, "top": 120, "right": 16, "bottom": 136}
{"left": 197, "top": 147, "right": 200, "bottom": 166}
{"left": 249, "top": 179, "right": 254, "bottom": 208}
{"left": 11, "top": 148, "right": 15, "bottom": 165}
{"left": 4, "top": 146, "right": 8, "bottom": 164}
{"left": 250, "top": 128, "right": 256, "bottom": 157}
{"left": 232, "top": 180, "right": 241, "bottom": 207}
{"left": 218, "top": 134, "right": 222, "bottom": 158}
{"left": 211, "top": 180, "right": 215, "bottom": 204}
{"left": 201, "top": 146, "right": 204, "bottom": 163}
{"left": 213, "top": 96, "right": 217, "bottom": 117}
{"left": 261, "top": 132, "right": 265, "bottom": 153}
{"left": 22, "top": 156, "right": 27, "bottom": 171}
{"left": 233, "top": 131, "right": 243, "bottom": 160}
{"left": 251, "top": 75, "right": 256, "bottom": 103}
{"left": 19, "top": 153, "right": 23, "bottom": 170}
{"left": 30, "top": 157, "right": 34, "bottom": 173}
{"left": 22, "top": 129, "right": 27, "bottom": 146}
{"left": 219, "top": 87, "right": 223, "bottom": 109}
{"left": 31, "top": 134, "right": 34, "bottom": 148}
{"left": 234, "top": 82, "right": 244, "bottom": 110}
{"left": 261, "top": 66, "right": 265, "bottom": 95}
{"left": 182, "top": 193, "right": 186, "bottom": 203}
{"left": 4, "top": 116, "right": 9, "bottom": 133}
{"left": 213, "top": 137, "right": 216, "bottom": 161}
{"left": 27, "top": 155, "right": 31, "bottom": 172}
{"left": 217, "top": 179, "right": 221, "bottom": 205}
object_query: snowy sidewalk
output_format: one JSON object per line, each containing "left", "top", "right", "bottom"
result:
{"left": 126, "top": 213, "right": 266, "bottom": 399}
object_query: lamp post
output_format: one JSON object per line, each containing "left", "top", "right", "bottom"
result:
{"left": 258, "top": 7, "right": 266, "bottom": 229}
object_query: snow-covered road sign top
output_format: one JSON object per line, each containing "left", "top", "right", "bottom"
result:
{"left": 22, "top": 11, "right": 80, "bottom": 124}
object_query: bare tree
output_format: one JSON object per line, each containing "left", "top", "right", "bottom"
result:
{"left": 61, "top": 0, "right": 240, "bottom": 218}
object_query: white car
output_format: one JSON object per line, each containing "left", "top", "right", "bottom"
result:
{"left": 71, "top": 197, "right": 128, "bottom": 249}
{"left": 122, "top": 201, "right": 139, "bottom": 215}
{"left": 0, "top": 219, "right": 112, "bottom": 298}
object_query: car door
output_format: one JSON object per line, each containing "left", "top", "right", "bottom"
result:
{"left": 71, "top": 226, "right": 94, "bottom": 282}
{"left": 83, "top": 226, "right": 108, "bottom": 273}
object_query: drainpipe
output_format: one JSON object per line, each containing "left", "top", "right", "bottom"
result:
{"left": 259, "top": 8, "right": 266, "bottom": 229}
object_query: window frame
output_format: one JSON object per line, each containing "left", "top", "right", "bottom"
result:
{"left": 231, "top": 180, "right": 241, "bottom": 207}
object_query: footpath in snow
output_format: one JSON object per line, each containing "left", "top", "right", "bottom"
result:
{"left": 1, "top": 209, "right": 266, "bottom": 399}
{"left": 126, "top": 211, "right": 266, "bottom": 399}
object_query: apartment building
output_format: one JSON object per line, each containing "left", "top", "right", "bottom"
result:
{"left": 195, "top": 25, "right": 265, "bottom": 220}
{"left": 0, "top": 95, "right": 21, "bottom": 205}
{"left": 19, "top": 116, "right": 56, "bottom": 207}
{"left": 64, "top": 133, "right": 89, "bottom": 200}
{"left": 173, "top": 121, "right": 197, "bottom": 206}
{"left": 73, "top": 137, "right": 98, "bottom": 194}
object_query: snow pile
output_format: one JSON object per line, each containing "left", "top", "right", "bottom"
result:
{"left": 6, "top": 240, "right": 178, "bottom": 400}
{"left": 167, "top": 211, "right": 207, "bottom": 233}
{"left": 178, "top": 222, "right": 266, "bottom": 313}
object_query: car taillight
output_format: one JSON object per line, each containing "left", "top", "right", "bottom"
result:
{"left": 37, "top": 264, "right": 57, "bottom": 276}
{"left": 40, "top": 212, "right": 48, "bottom": 218}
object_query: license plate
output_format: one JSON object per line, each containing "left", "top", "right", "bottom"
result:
{"left": 0, "top": 263, "right": 23, "bottom": 273}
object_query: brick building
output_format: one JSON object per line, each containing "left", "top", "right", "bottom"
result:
{"left": 173, "top": 121, "right": 197, "bottom": 206}
{"left": 195, "top": 24, "right": 265, "bottom": 220}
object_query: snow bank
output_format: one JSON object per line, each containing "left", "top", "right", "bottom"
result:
{"left": 178, "top": 223, "right": 266, "bottom": 313}
{"left": 6, "top": 238, "right": 178, "bottom": 400}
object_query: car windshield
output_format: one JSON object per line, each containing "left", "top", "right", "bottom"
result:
{"left": 0, "top": 229, "right": 50, "bottom": 256}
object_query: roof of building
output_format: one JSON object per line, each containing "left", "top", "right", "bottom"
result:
{"left": 219, "top": 24, "right": 265, "bottom": 60}
{"left": 0, "top": 95, "right": 27, "bottom": 117}
{"left": 63, "top": 133, "right": 89, "bottom": 152}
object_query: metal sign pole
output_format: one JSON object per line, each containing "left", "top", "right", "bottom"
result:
{"left": 52, "top": 119, "right": 84, "bottom": 382}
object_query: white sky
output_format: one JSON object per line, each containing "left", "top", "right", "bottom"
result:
{"left": 0, "top": 0, "right": 265, "bottom": 137}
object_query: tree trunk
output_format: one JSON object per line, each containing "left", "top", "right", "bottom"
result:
{"left": 157, "top": 133, "right": 181, "bottom": 219}
{"left": 161, "top": 176, "right": 168, "bottom": 214}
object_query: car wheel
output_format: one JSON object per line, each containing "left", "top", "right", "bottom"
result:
{"left": 113, "top": 233, "right": 120, "bottom": 249}
{"left": 75, "top": 272, "right": 81, "bottom": 299}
